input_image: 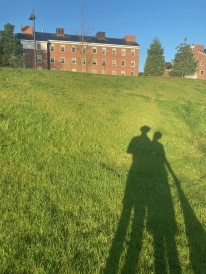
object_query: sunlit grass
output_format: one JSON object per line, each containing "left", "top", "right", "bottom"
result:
{"left": 0, "top": 68, "right": 206, "bottom": 273}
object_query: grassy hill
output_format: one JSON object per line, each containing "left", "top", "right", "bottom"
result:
{"left": 0, "top": 68, "right": 206, "bottom": 273}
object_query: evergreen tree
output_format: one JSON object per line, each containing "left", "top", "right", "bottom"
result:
{"left": 169, "top": 38, "right": 198, "bottom": 78}
{"left": 144, "top": 37, "right": 165, "bottom": 76}
{"left": 0, "top": 23, "right": 25, "bottom": 67}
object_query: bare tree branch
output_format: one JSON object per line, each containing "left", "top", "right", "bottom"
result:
{"left": 71, "top": 5, "right": 94, "bottom": 72}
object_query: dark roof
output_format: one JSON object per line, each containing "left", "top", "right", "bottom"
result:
{"left": 198, "top": 49, "right": 206, "bottom": 55}
{"left": 17, "top": 32, "right": 140, "bottom": 46}
{"left": 165, "top": 62, "right": 172, "bottom": 70}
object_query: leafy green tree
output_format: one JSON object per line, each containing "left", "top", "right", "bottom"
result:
{"left": 0, "top": 23, "right": 25, "bottom": 67}
{"left": 144, "top": 37, "right": 165, "bottom": 76}
{"left": 169, "top": 38, "right": 198, "bottom": 77}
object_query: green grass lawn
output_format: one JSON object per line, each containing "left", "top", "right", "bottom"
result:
{"left": 0, "top": 68, "right": 206, "bottom": 273}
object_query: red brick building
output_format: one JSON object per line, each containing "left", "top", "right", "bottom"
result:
{"left": 192, "top": 44, "right": 206, "bottom": 80}
{"left": 17, "top": 26, "right": 140, "bottom": 76}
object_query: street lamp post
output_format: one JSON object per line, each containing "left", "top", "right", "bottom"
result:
{"left": 29, "top": 9, "right": 36, "bottom": 69}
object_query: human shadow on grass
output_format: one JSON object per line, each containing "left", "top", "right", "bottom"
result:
{"left": 104, "top": 126, "right": 181, "bottom": 274}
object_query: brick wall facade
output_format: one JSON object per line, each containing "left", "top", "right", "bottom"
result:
{"left": 193, "top": 44, "right": 206, "bottom": 80}
{"left": 24, "top": 49, "right": 48, "bottom": 69}
{"left": 48, "top": 43, "right": 139, "bottom": 75}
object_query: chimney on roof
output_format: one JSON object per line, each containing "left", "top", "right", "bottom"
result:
{"left": 124, "top": 35, "right": 136, "bottom": 42}
{"left": 56, "top": 28, "right": 64, "bottom": 37}
{"left": 96, "top": 31, "right": 106, "bottom": 41}
{"left": 21, "top": 25, "right": 33, "bottom": 34}
{"left": 193, "top": 44, "right": 204, "bottom": 52}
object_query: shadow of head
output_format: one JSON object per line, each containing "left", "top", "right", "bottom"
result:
{"left": 140, "top": 125, "right": 151, "bottom": 134}
{"left": 153, "top": 131, "right": 162, "bottom": 141}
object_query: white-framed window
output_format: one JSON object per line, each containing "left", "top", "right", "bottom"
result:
{"left": 92, "top": 59, "right": 97, "bottom": 65}
{"left": 37, "top": 55, "right": 42, "bottom": 62}
{"left": 121, "top": 60, "right": 125, "bottom": 67}
{"left": 50, "top": 57, "right": 55, "bottom": 63}
{"left": 102, "top": 48, "right": 106, "bottom": 55}
{"left": 37, "top": 67, "right": 42, "bottom": 70}
{"left": 200, "top": 60, "right": 205, "bottom": 66}
{"left": 131, "top": 71, "right": 135, "bottom": 76}
{"left": 121, "top": 49, "right": 126, "bottom": 56}
{"left": 72, "top": 69, "right": 76, "bottom": 72}
{"left": 92, "top": 70, "right": 97, "bottom": 74}
{"left": 82, "top": 58, "right": 86, "bottom": 65}
{"left": 61, "top": 57, "right": 65, "bottom": 64}
{"left": 92, "top": 47, "right": 97, "bottom": 54}
{"left": 37, "top": 43, "right": 41, "bottom": 50}
{"left": 72, "top": 58, "right": 76, "bottom": 64}
{"left": 82, "top": 47, "right": 86, "bottom": 54}
{"left": 50, "top": 44, "right": 55, "bottom": 51}
{"left": 60, "top": 45, "right": 65, "bottom": 52}
{"left": 102, "top": 70, "right": 106, "bottom": 74}
{"left": 200, "top": 70, "right": 204, "bottom": 75}
{"left": 50, "top": 68, "right": 55, "bottom": 70}
{"left": 71, "top": 46, "right": 76, "bottom": 53}
{"left": 121, "top": 71, "right": 125, "bottom": 76}
{"left": 102, "top": 59, "right": 106, "bottom": 66}
{"left": 131, "top": 61, "right": 135, "bottom": 67}
{"left": 61, "top": 68, "right": 65, "bottom": 71}
{"left": 112, "top": 49, "right": 116, "bottom": 56}
{"left": 112, "top": 71, "right": 116, "bottom": 75}
{"left": 131, "top": 50, "right": 135, "bottom": 57}
{"left": 112, "top": 60, "right": 116, "bottom": 66}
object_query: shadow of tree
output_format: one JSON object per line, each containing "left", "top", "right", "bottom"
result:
{"left": 104, "top": 126, "right": 206, "bottom": 273}
{"left": 172, "top": 174, "right": 206, "bottom": 274}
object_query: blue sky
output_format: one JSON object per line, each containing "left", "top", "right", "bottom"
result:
{"left": 1, "top": 0, "right": 206, "bottom": 72}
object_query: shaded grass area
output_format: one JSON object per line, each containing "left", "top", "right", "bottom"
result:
{"left": 0, "top": 68, "right": 206, "bottom": 273}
